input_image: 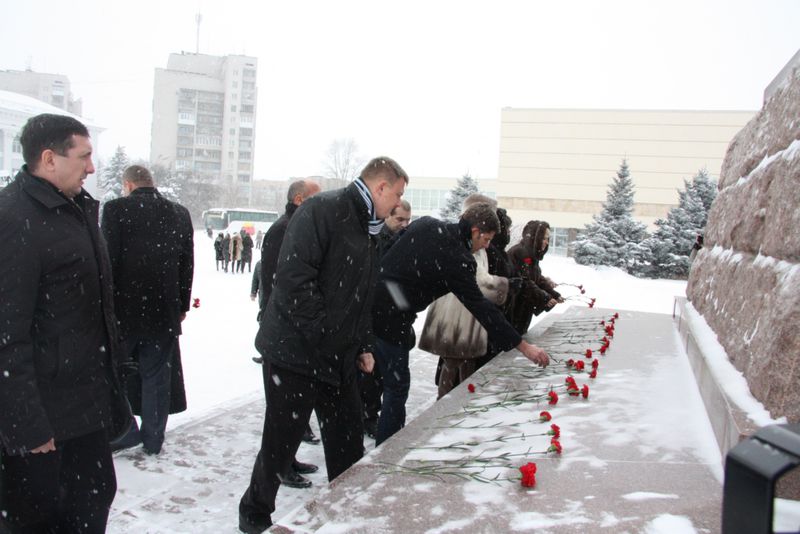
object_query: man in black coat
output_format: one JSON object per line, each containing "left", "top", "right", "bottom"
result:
{"left": 360, "top": 198, "right": 412, "bottom": 439}
{"left": 371, "top": 203, "right": 550, "bottom": 446}
{"left": 238, "top": 157, "right": 408, "bottom": 534}
{"left": 252, "top": 179, "right": 322, "bottom": 488}
{"left": 101, "top": 165, "right": 194, "bottom": 455}
{"left": 0, "top": 114, "right": 132, "bottom": 532}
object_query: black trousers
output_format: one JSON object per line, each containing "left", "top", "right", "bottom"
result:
{"left": 239, "top": 364, "right": 364, "bottom": 520}
{"left": 358, "top": 365, "right": 383, "bottom": 423}
{"left": 0, "top": 429, "right": 116, "bottom": 533}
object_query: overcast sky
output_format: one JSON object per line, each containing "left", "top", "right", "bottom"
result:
{"left": 1, "top": 0, "right": 798, "bottom": 180}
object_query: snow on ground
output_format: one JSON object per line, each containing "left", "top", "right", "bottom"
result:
{"left": 107, "top": 231, "right": 792, "bottom": 533}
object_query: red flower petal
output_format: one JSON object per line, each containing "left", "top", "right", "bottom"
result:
{"left": 467, "top": 383, "right": 476, "bottom": 393}
{"left": 539, "top": 411, "right": 552, "bottom": 422}
{"left": 548, "top": 390, "right": 558, "bottom": 405}
{"left": 581, "top": 384, "right": 590, "bottom": 398}
{"left": 585, "top": 349, "right": 592, "bottom": 358}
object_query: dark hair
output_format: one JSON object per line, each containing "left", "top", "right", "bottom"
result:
{"left": 123, "top": 165, "right": 154, "bottom": 186}
{"left": 460, "top": 202, "right": 500, "bottom": 234}
{"left": 20, "top": 113, "right": 90, "bottom": 170}
{"left": 360, "top": 156, "right": 409, "bottom": 185}
{"left": 522, "top": 220, "right": 552, "bottom": 260}
{"left": 491, "top": 207, "right": 512, "bottom": 250}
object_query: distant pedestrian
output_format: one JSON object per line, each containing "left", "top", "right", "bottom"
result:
{"left": 214, "top": 233, "right": 225, "bottom": 271}
{"left": 241, "top": 229, "right": 254, "bottom": 272}
{"left": 222, "top": 233, "right": 231, "bottom": 272}
{"left": 255, "top": 230, "right": 264, "bottom": 250}
{"left": 230, "top": 232, "right": 243, "bottom": 274}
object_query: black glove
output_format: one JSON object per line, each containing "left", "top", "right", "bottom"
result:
{"left": 508, "top": 277, "right": 524, "bottom": 293}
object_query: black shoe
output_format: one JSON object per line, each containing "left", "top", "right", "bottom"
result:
{"left": 279, "top": 470, "right": 312, "bottom": 489}
{"left": 364, "top": 419, "right": 378, "bottom": 440}
{"left": 239, "top": 511, "right": 272, "bottom": 534}
{"left": 292, "top": 460, "right": 318, "bottom": 474}
{"left": 301, "top": 428, "right": 320, "bottom": 444}
{"left": 252, "top": 356, "right": 263, "bottom": 364}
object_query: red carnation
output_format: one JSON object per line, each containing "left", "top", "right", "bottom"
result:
{"left": 589, "top": 369, "right": 597, "bottom": 379}
{"left": 467, "top": 383, "right": 475, "bottom": 393}
{"left": 578, "top": 285, "right": 584, "bottom": 291}
{"left": 519, "top": 462, "right": 537, "bottom": 487}
{"left": 599, "top": 345, "right": 607, "bottom": 355}
{"left": 602, "top": 336, "right": 609, "bottom": 344}
{"left": 574, "top": 361, "right": 585, "bottom": 371}
{"left": 600, "top": 320, "right": 605, "bottom": 326}
{"left": 581, "top": 384, "right": 590, "bottom": 398}
{"left": 566, "top": 358, "right": 575, "bottom": 368}
{"left": 589, "top": 298, "right": 596, "bottom": 308}
{"left": 548, "top": 390, "right": 558, "bottom": 405}
{"left": 591, "top": 359, "right": 599, "bottom": 370}
{"left": 614, "top": 312, "right": 619, "bottom": 319}
{"left": 549, "top": 424, "right": 560, "bottom": 438}
{"left": 580, "top": 288, "right": 586, "bottom": 294}
{"left": 585, "top": 348, "right": 592, "bottom": 358}
{"left": 192, "top": 298, "right": 200, "bottom": 308}
{"left": 548, "top": 439, "right": 563, "bottom": 454}
{"left": 523, "top": 257, "right": 533, "bottom": 265}
{"left": 539, "top": 411, "right": 552, "bottom": 422}
{"left": 565, "top": 376, "right": 577, "bottom": 387}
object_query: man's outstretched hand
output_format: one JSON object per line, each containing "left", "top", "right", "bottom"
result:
{"left": 517, "top": 341, "right": 549, "bottom": 367}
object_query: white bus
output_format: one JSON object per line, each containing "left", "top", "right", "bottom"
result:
{"left": 201, "top": 208, "right": 280, "bottom": 236}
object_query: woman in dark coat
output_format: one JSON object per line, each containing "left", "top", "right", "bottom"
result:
{"left": 214, "top": 233, "right": 224, "bottom": 271}
{"left": 507, "top": 220, "right": 563, "bottom": 335}
{"left": 222, "top": 233, "right": 231, "bottom": 272}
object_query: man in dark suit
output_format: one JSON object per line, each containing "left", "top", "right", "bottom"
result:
{"left": 0, "top": 113, "right": 132, "bottom": 532}
{"left": 101, "top": 165, "right": 194, "bottom": 455}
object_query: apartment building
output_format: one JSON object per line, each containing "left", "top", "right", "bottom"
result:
{"left": 0, "top": 69, "right": 83, "bottom": 116}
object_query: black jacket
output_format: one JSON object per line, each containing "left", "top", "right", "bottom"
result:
{"left": 101, "top": 187, "right": 194, "bottom": 339}
{"left": 0, "top": 168, "right": 132, "bottom": 454}
{"left": 372, "top": 216, "right": 522, "bottom": 351}
{"left": 258, "top": 202, "right": 297, "bottom": 317}
{"left": 255, "top": 184, "right": 378, "bottom": 386}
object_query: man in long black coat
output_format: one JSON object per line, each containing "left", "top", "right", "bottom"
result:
{"left": 371, "top": 203, "right": 550, "bottom": 446}
{"left": 101, "top": 165, "right": 194, "bottom": 455}
{"left": 0, "top": 114, "right": 132, "bottom": 532}
{"left": 238, "top": 157, "right": 408, "bottom": 534}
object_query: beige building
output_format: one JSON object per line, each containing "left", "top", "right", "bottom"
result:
{"left": 150, "top": 52, "right": 257, "bottom": 205}
{"left": 0, "top": 69, "right": 83, "bottom": 116}
{"left": 497, "top": 108, "right": 754, "bottom": 252}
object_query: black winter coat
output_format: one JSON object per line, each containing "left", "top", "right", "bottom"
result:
{"left": 255, "top": 184, "right": 378, "bottom": 387}
{"left": 241, "top": 233, "right": 254, "bottom": 262}
{"left": 0, "top": 168, "right": 132, "bottom": 454}
{"left": 371, "top": 216, "right": 522, "bottom": 352}
{"left": 258, "top": 202, "right": 297, "bottom": 317}
{"left": 101, "top": 187, "right": 194, "bottom": 339}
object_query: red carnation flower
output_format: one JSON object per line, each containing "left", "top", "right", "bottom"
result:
{"left": 589, "top": 298, "right": 596, "bottom": 307}
{"left": 578, "top": 285, "right": 584, "bottom": 291}
{"left": 591, "top": 359, "right": 599, "bottom": 370}
{"left": 467, "top": 383, "right": 475, "bottom": 393}
{"left": 523, "top": 257, "right": 533, "bottom": 265}
{"left": 539, "top": 411, "right": 552, "bottom": 422}
{"left": 585, "top": 348, "right": 592, "bottom": 358}
{"left": 549, "top": 424, "right": 560, "bottom": 438}
{"left": 600, "top": 320, "right": 605, "bottom": 326}
{"left": 599, "top": 345, "right": 607, "bottom": 355}
{"left": 548, "top": 390, "right": 558, "bottom": 405}
{"left": 565, "top": 376, "right": 577, "bottom": 387}
{"left": 581, "top": 288, "right": 586, "bottom": 294}
{"left": 589, "top": 369, "right": 597, "bottom": 379}
{"left": 566, "top": 358, "right": 575, "bottom": 368}
{"left": 574, "top": 361, "right": 585, "bottom": 371}
{"left": 519, "top": 462, "right": 537, "bottom": 487}
{"left": 614, "top": 312, "right": 620, "bottom": 319}
{"left": 192, "top": 298, "right": 200, "bottom": 308}
{"left": 581, "top": 384, "right": 590, "bottom": 398}
{"left": 602, "top": 336, "right": 609, "bottom": 344}
{"left": 549, "top": 439, "right": 563, "bottom": 454}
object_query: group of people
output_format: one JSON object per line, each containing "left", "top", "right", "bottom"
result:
{"left": 0, "top": 114, "right": 194, "bottom": 532}
{"left": 214, "top": 229, "right": 255, "bottom": 273}
{"left": 0, "top": 113, "right": 562, "bottom": 534}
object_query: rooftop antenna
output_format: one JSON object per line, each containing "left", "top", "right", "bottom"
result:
{"left": 195, "top": 11, "right": 202, "bottom": 54}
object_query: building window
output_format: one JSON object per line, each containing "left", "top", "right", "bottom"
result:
{"left": 239, "top": 128, "right": 253, "bottom": 137}
{"left": 242, "top": 81, "right": 255, "bottom": 91}
{"left": 232, "top": 81, "right": 238, "bottom": 88}
{"left": 239, "top": 139, "right": 252, "bottom": 149}
{"left": 177, "top": 148, "right": 193, "bottom": 157}
{"left": 229, "top": 128, "right": 236, "bottom": 136}
{"left": 240, "top": 104, "right": 254, "bottom": 113}
{"left": 231, "top": 105, "right": 237, "bottom": 113}
{"left": 238, "top": 174, "right": 250, "bottom": 183}
{"left": 550, "top": 227, "right": 570, "bottom": 256}
{"left": 228, "top": 151, "right": 234, "bottom": 159}
{"left": 13, "top": 135, "right": 23, "bottom": 153}
{"left": 238, "top": 151, "right": 251, "bottom": 161}
{"left": 178, "top": 125, "right": 194, "bottom": 135}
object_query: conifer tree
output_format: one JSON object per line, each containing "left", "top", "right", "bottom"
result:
{"left": 439, "top": 174, "right": 479, "bottom": 221}
{"left": 98, "top": 145, "right": 129, "bottom": 203}
{"left": 573, "top": 159, "right": 648, "bottom": 270}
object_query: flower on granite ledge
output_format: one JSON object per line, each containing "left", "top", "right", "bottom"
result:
{"left": 585, "top": 348, "right": 593, "bottom": 358}
{"left": 539, "top": 411, "right": 552, "bottom": 422}
{"left": 589, "top": 298, "right": 596, "bottom": 308}
{"left": 589, "top": 369, "right": 597, "bottom": 379}
{"left": 467, "top": 383, "right": 476, "bottom": 393}
{"left": 614, "top": 312, "right": 619, "bottom": 319}
{"left": 519, "top": 462, "right": 537, "bottom": 487}
{"left": 566, "top": 358, "right": 575, "bottom": 368}
{"left": 548, "top": 424, "right": 560, "bottom": 438}
{"left": 581, "top": 384, "right": 590, "bottom": 398}
{"left": 599, "top": 345, "right": 608, "bottom": 355}
{"left": 548, "top": 390, "right": 559, "bottom": 405}
{"left": 591, "top": 359, "right": 599, "bottom": 370}
{"left": 548, "top": 439, "right": 563, "bottom": 454}
{"left": 574, "top": 360, "right": 585, "bottom": 372}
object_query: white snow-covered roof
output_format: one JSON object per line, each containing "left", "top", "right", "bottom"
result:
{"left": 0, "top": 89, "right": 103, "bottom": 131}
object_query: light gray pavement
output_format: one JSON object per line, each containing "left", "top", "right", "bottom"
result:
{"left": 272, "top": 307, "right": 723, "bottom": 533}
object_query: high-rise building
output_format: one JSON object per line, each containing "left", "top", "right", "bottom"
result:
{"left": 150, "top": 52, "right": 258, "bottom": 206}
{"left": 0, "top": 69, "right": 83, "bottom": 116}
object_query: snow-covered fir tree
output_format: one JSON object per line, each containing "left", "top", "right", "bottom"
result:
{"left": 97, "top": 145, "right": 129, "bottom": 203}
{"left": 639, "top": 169, "right": 717, "bottom": 278}
{"left": 439, "top": 174, "right": 479, "bottom": 221}
{"left": 573, "top": 159, "right": 648, "bottom": 271}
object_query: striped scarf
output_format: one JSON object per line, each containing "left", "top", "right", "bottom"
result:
{"left": 353, "top": 178, "right": 384, "bottom": 235}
